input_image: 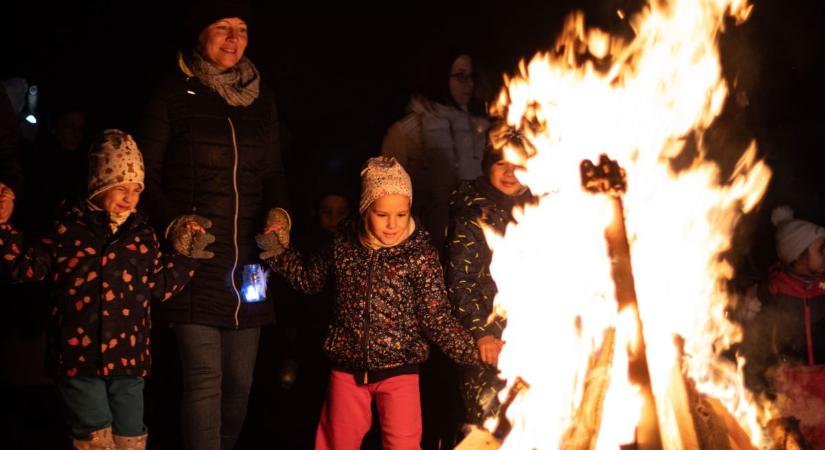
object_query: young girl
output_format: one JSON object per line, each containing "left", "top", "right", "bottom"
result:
{"left": 445, "top": 146, "right": 532, "bottom": 427}
{"left": 0, "top": 129, "right": 214, "bottom": 450}
{"left": 744, "top": 206, "right": 825, "bottom": 447}
{"left": 258, "top": 156, "right": 480, "bottom": 449}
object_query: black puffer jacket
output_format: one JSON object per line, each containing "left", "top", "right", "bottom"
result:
{"left": 0, "top": 204, "right": 196, "bottom": 377}
{"left": 137, "top": 59, "right": 288, "bottom": 329}
{"left": 446, "top": 177, "right": 532, "bottom": 341}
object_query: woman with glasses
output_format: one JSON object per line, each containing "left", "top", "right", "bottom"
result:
{"left": 381, "top": 49, "right": 490, "bottom": 255}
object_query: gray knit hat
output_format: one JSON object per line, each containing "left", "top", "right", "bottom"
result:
{"left": 359, "top": 156, "right": 412, "bottom": 214}
{"left": 772, "top": 206, "right": 825, "bottom": 265}
{"left": 87, "top": 129, "right": 145, "bottom": 199}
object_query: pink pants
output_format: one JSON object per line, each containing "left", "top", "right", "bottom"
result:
{"left": 315, "top": 370, "right": 422, "bottom": 450}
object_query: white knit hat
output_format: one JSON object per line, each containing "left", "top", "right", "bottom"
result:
{"left": 87, "top": 129, "right": 145, "bottom": 200}
{"left": 772, "top": 205, "right": 825, "bottom": 265}
{"left": 359, "top": 156, "right": 412, "bottom": 214}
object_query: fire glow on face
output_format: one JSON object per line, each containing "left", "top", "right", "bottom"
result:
{"left": 481, "top": 0, "right": 774, "bottom": 448}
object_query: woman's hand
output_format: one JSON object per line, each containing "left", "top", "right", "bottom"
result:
{"left": 0, "top": 183, "right": 15, "bottom": 224}
{"left": 477, "top": 335, "right": 504, "bottom": 367}
{"left": 256, "top": 208, "right": 291, "bottom": 260}
{"left": 167, "top": 214, "right": 216, "bottom": 259}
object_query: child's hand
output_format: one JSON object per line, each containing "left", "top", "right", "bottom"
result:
{"left": 255, "top": 208, "right": 291, "bottom": 260}
{"left": 477, "top": 335, "right": 504, "bottom": 367}
{"left": 167, "top": 214, "right": 216, "bottom": 259}
{"left": 0, "top": 183, "right": 15, "bottom": 224}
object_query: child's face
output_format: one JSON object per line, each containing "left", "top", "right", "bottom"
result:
{"left": 804, "top": 237, "right": 825, "bottom": 274}
{"left": 489, "top": 161, "right": 525, "bottom": 196}
{"left": 319, "top": 195, "right": 349, "bottom": 233}
{"left": 365, "top": 194, "right": 411, "bottom": 247}
{"left": 96, "top": 183, "right": 142, "bottom": 214}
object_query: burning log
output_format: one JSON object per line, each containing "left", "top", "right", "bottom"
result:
{"left": 455, "top": 378, "right": 530, "bottom": 450}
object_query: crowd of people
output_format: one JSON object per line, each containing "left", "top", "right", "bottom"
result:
{"left": 1, "top": 2, "right": 824, "bottom": 450}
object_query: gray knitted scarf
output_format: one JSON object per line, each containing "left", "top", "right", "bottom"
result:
{"left": 190, "top": 52, "right": 261, "bottom": 107}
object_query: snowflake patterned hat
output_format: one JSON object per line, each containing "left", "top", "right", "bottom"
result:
{"left": 772, "top": 205, "right": 825, "bottom": 265}
{"left": 359, "top": 156, "right": 412, "bottom": 215}
{"left": 87, "top": 129, "right": 145, "bottom": 200}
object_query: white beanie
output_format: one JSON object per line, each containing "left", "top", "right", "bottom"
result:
{"left": 87, "top": 129, "right": 145, "bottom": 200}
{"left": 359, "top": 156, "right": 412, "bottom": 215}
{"left": 772, "top": 206, "right": 825, "bottom": 265}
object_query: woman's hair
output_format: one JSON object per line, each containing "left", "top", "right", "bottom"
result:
{"left": 413, "top": 46, "right": 487, "bottom": 115}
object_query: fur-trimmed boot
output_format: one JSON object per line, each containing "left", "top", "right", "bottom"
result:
{"left": 72, "top": 427, "right": 114, "bottom": 450}
{"left": 113, "top": 433, "right": 148, "bottom": 450}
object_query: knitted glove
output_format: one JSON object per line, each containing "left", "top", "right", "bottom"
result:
{"left": 255, "top": 208, "right": 291, "bottom": 260}
{"left": 166, "top": 214, "right": 215, "bottom": 259}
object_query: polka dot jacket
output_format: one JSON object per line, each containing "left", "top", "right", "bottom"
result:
{"left": 0, "top": 203, "right": 197, "bottom": 378}
{"left": 269, "top": 219, "right": 480, "bottom": 379}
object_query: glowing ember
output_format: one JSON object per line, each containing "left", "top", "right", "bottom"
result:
{"left": 481, "top": 0, "right": 773, "bottom": 448}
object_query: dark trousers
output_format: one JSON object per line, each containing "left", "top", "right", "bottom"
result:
{"left": 56, "top": 376, "right": 146, "bottom": 438}
{"left": 175, "top": 323, "right": 260, "bottom": 450}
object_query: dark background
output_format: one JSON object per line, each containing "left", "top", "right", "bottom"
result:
{"left": 2, "top": 0, "right": 824, "bottom": 448}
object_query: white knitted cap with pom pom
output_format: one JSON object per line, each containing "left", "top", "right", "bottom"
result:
{"left": 771, "top": 205, "right": 825, "bottom": 265}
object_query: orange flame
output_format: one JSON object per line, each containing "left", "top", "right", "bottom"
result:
{"left": 485, "top": 0, "right": 772, "bottom": 448}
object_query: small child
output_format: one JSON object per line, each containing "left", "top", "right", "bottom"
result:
{"left": 445, "top": 145, "right": 532, "bottom": 426}
{"left": 744, "top": 206, "right": 825, "bottom": 447}
{"left": 257, "top": 156, "right": 480, "bottom": 449}
{"left": 0, "top": 129, "right": 214, "bottom": 450}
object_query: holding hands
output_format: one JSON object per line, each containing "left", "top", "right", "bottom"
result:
{"left": 0, "top": 183, "right": 14, "bottom": 224}
{"left": 477, "top": 335, "right": 504, "bottom": 367}
{"left": 255, "top": 207, "right": 291, "bottom": 260}
{"left": 167, "top": 214, "right": 216, "bottom": 259}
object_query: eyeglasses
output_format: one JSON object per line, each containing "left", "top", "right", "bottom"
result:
{"left": 449, "top": 72, "right": 475, "bottom": 84}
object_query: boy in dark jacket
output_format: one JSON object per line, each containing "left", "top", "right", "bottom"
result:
{"left": 744, "top": 206, "right": 825, "bottom": 447}
{"left": 0, "top": 130, "right": 214, "bottom": 450}
{"left": 258, "top": 156, "right": 480, "bottom": 449}
{"left": 445, "top": 146, "right": 532, "bottom": 426}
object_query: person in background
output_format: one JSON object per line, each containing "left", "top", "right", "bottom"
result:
{"left": 0, "top": 129, "right": 213, "bottom": 450}
{"left": 743, "top": 206, "right": 825, "bottom": 448}
{"left": 136, "top": 1, "right": 289, "bottom": 448}
{"left": 381, "top": 49, "right": 490, "bottom": 254}
{"left": 258, "top": 156, "right": 480, "bottom": 449}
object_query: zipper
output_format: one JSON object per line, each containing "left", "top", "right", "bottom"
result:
{"left": 228, "top": 117, "right": 242, "bottom": 328}
{"left": 362, "top": 250, "right": 378, "bottom": 383}
{"left": 804, "top": 297, "right": 814, "bottom": 365}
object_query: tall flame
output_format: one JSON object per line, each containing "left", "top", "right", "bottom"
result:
{"left": 486, "top": 0, "right": 771, "bottom": 448}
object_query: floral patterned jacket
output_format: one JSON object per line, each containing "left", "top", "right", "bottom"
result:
{"left": 269, "top": 219, "right": 479, "bottom": 383}
{"left": 0, "top": 203, "right": 196, "bottom": 377}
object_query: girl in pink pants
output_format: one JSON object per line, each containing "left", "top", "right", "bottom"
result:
{"left": 261, "top": 157, "right": 480, "bottom": 449}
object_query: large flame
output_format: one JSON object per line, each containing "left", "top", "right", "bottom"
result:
{"left": 486, "top": 0, "right": 771, "bottom": 448}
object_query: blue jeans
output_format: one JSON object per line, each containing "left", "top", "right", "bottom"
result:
{"left": 56, "top": 376, "right": 146, "bottom": 438}
{"left": 175, "top": 324, "right": 260, "bottom": 450}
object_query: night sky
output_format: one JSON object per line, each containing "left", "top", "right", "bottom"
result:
{"left": 3, "top": 0, "right": 824, "bottom": 218}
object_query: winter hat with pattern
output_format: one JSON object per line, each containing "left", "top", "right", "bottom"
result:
{"left": 359, "top": 156, "right": 412, "bottom": 215}
{"left": 87, "top": 129, "right": 145, "bottom": 200}
{"left": 772, "top": 205, "right": 825, "bottom": 265}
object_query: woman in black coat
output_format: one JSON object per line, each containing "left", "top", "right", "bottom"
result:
{"left": 136, "top": 3, "right": 289, "bottom": 449}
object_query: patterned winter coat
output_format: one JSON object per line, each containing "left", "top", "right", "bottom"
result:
{"left": 0, "top": 203, "right": 196, "bottom": 378}
{"left": 269, "top": 219, "right": 479, "bottom": 384}
{"left": 446, "top": 177, "right": 532, "bottom": 341}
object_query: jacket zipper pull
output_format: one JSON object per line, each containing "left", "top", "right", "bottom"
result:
{"left": 363, "top": 371, "right": 368, "bottom": 384}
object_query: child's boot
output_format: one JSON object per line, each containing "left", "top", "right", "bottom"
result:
{"left": 72, "top": 426, "right": 114, "bottom": 450}
{"left": 113, "top": 433, "right": 148, "bottom": 450}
